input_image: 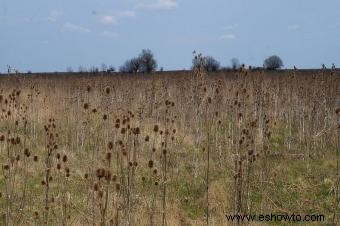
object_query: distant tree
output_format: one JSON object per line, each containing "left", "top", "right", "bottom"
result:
{"left": 204, "top": 56, "right": 220, "bottom": 72}
{"left": 139, "top": 49, "right": 157, "bottom": 73}
{"left": 263, "top": 55, "right": 283, "bottom": 70}
{"left": 192, "top": 55, "right": 220, "bottom": 72}
{"left": 230, "top": 58, "right": 240, "bottom": 70}
{"left": 107, "top": 65, "right": 116, "bottom": 73}
{"left": 120, "top": 58, "right": 141, "bottom": 73}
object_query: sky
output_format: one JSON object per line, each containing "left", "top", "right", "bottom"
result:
{"left": 0, "top": 0, "right": 339, "bottom": 72}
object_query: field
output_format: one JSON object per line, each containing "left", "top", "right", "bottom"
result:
{"left": 0, "top": 69, "right": 339, "bottom": 225}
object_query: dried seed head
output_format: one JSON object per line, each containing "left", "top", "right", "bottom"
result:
{"left": 62, "top": 155, "right": 68, "bottom": 163}
{"left": 335, "top": 108, "right": 340, "bottom": 114}
{"left": 86, "top": 85, "right": 91, "bottom": 92}
{"left": 24, "top": 148, "right": 30, "bottom": 157}
{"left": 108, "top": 142, "right": 113, "bottom": 150}
{"left": 106, "top": 152, "right": 112, "bottom": 161}
{"left": 115, "top": 183, "right": 121, "bottom": 191}
{"left": 148, "top": 160, "right": 154, "bottom": 168}
{"left": 105, "top": 87, "right": 110, "bottom": 94}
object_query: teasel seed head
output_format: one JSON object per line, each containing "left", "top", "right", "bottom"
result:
{"left": 62, "top": 155, "right": 68, "bottom": 162}
{"left": 148, "top": 160, "right": 154, "bottom": 168}
{"left": 105, "top": 87, "right": 110, "bottom": 94}
{"left": 108, "top": 142, "right": 113, "bottom": 150}
{"left": 106, "top": 152, "right": 112, "bottom": 161}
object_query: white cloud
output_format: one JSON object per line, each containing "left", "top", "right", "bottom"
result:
{"left": 99, "top": 10, "right": 135, "bottom": 25}
{"left": 136, "top": 0, "right": 178, "bottom": 10}
{"left": 288, "top": 24, "right": 300, "bottom": 30}
{"left": 48, "top": 10, "right": 64, "bottom": 22}
{"left": 116, "top": 10, "right": 135, "bottom": 18}
{"left": 223, "top": 24, "right": 239, "bottom": 30}
{"left": 61, "top": 22, "right": 91, "bottom": 33}
{"left": 221, "top": 34, "right": 236, "bottom": 40}
{"left": 100, "top": 15, "right": 117, "bottom": 25}
{"left": 99, "top": 31, "right": 118, "bottom": 38}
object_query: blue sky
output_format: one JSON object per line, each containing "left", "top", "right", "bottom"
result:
{"left": 0, "top": 0, "right": 339, "bottom": 72}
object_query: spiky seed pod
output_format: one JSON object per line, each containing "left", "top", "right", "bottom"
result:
{"left": 86, "top": 85, "right": 91, "bottom": 92}
{"left": 56, "top": 153, "right": 61, "bottom": 159}
{"left": 103, "top": 114, "right": 108, "bottom": 120}
{"left": 83, "top": 103, "right": 89, "bottom": 110}
{"left": 106, "top": 152, "right": 112, "bottom": 161}
{"left": 84, "top": 173, "right": 88, "bottom": 179}
{"left": 152, "top": 148, "right": 156, "bottom": 152}
{"left": 145, "top": 135, "right": 150, "bottom": 142}
{"left": 62, "top": 155, "right": 67, "bottom": 162}
{"left": 16, "top": 154, "right": 20, "bottom": 161}
{"left": 121, "top": 128, "right": 126, "bottom": 134}
{"left": 115, "top": 183, "right": 121, "bottom": 191}
{"left": 142, "top": 177, "right": 146, "bottom": 181}
{"left": 115, "top": 123, "right": 120, "bottom": 129}
{"left": 24, "top": 148, "right": 30, "bottom": 157}
{"left": 207, "top": 97, "right": 212, "bottom": 104}
{"left": 148, "top": 160, "right": 154, "bottom": 168}
{"left": 33, "top": 156, "right": 38, "bottom": 162}
{"left": 57, "top": 163, "right": 61, "bottom": 170}
{"left": 41, "top": 180, "right": 46, "bottom": 185}
{"left": 153, "top": 125, "right": 159, "bottom": 133}
{"left": 3, "top": 164, "right": 9, "bottom": 170}
{"left": 154, "top": 181, "right": 159, "bottom": 186}
{"left": 92, "top": 108, "right": 97, "bottom": 113}
{"left": 0, "top": 135, "right": 4, "bottom": 141}
{"left": 133, "top": 162, "right": 138, "bottom": 167}
{"left": 336, "top": 108, "right": 340, "bottom": 114}
{"left": 153, "top": 169, "right": 157, "bottom": 174}
{"left": 163, "top": 149, "right": 167, "bottom": 155}
{"left": 108, "top": 142, "right": 113, "bottom": 150}
{"left": 105, "top": 87, "right": 110, "bottom": 94}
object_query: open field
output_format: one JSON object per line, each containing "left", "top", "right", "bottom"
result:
{"left": 0, "top": 69, "right": 339, "bottom": 225}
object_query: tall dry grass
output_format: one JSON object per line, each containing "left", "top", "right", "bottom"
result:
{"left": 0, "top": 67, "right": 339, "bottom": 225}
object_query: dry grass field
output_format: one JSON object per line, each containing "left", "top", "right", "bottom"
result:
{"left": 0, "top": 69, "right": 339, "bottom": 225}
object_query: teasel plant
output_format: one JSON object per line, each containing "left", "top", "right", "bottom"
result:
{"left": 38, "top": 118, "right": 58, "bottom": 225}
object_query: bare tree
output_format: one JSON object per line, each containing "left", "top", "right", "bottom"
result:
{"left": 119, "top": 58, "right": 141, "bottom": 73}
{"left": 192, "top": 55, "right": 220, "bottom": 72}
{"left": 263, "top": 55, "right": 283, "bottom": 70}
